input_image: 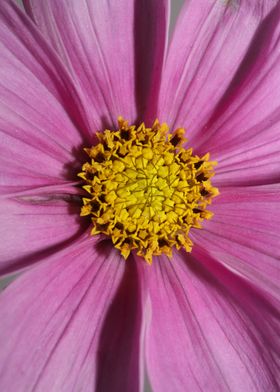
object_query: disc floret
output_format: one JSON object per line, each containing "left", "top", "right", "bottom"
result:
{"left": 79, "top": 118, "right": 219, "bottom": 263}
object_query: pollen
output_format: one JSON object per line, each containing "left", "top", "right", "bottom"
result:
{"left": 78, "top": 118, "right": 219, "bottom": 264}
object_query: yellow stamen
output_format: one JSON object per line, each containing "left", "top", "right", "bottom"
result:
{"left": 78, "top": 117, "right": 219, "bottom": 264}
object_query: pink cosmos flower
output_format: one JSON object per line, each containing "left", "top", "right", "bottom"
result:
{"left": 0, "top": 0, "right": 280, "bottom": 391}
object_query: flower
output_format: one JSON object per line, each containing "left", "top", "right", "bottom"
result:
{"left": 0, "top": 0, "right": 279, "bottom": 391}
{"left": 79, "top": 118, "right": 219, "bottom": 263}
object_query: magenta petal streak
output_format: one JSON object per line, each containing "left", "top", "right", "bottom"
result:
{"left": 0, "top": 239, "right": 145, "bottom": 392}
{"left": 158, "top": 1, "right": 277, "bottom": 136}
{"left": 191, "top": 185, "right": 280, "bottom": 300}
{"left": 0, "top": 2, "right": 93, "bottom": 194}
{"left": 200, "top": 3, "right": 280, "bottom": 186}
{"left": 0, "top": 188, "right": 86, "bottom": 276}
{"left": 142, "top": 253, "right": 279, "bottom": 392}
{"left": 23, "top": 0, "right": 169, "bottom": 128}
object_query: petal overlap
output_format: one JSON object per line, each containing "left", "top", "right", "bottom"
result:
{"left": 158, "top": 0, "right": 278, "bottom": 143}
{"left": 24, "top": 0, "right": 169, "bottom": 126}
{"left": 0, "top": 239, "right": 145, "bottom": 392}
{"left": 142, "top": 253, "right": 279, "bottom": 392}
{"left": 0, "top": 1, "right": 91, "bottom": 194}
{"left": 198, "top": 4, "right": 280, "bottom": 186}
{"left": 0, "top": 186, "right": 86, "bottom": 276}
{"left": 191, "top": 185, "right": 280, "bottom": 300}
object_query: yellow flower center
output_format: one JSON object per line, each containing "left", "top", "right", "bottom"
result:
{"left": 79, "top": 118, "right": 219, "bottom": 264}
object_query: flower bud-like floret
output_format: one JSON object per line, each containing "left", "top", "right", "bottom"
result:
{"left": 79, "top": 118, "right": 219, "bottom": 264}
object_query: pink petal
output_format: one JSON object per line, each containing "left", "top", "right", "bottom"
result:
{"left": 196, "top": 4, "right": 280, "bottom": 186}
{"left": 213, "top": 137, "right": 280, "bottom": 187}
{"left": 158, "top": 0, "right": 277, "bottom": 141}
{"left": 142, "top": 252, "right": 279, "bottom": 391}
{"left": 0, "top": 2, "right": 91, "bottom": 194}
{"left": 191, "top": 185, "right": 280, "bottom": 301}
{"left": 23, "top": 0, "right": 169, "bottom": 126}
{"left": 0, "top": 186, "right": 86, "bottom": 276}
{"left": 0, "top": 239, "right": 144, "bottom": 391}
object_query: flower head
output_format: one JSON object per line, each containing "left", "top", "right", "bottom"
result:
{"left": 0, "top": 1, "right": 279, "bottom": 391}
{"left": 79, "top": 117, "right": 218, "bottom": 262}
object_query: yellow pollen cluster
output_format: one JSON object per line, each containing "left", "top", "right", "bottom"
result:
{"left": 79, "top": 118, "right": 219, "bottom": 264}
